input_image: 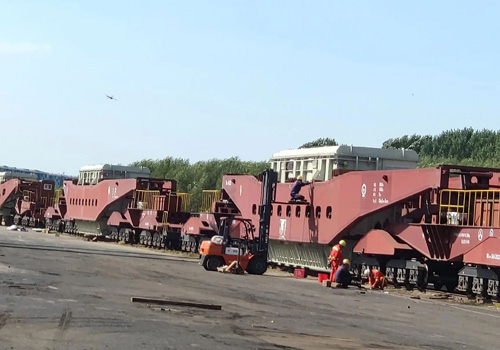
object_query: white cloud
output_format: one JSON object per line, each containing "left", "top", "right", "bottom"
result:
{"left": 0, "top": 41, "right": 51, "bottom": 55}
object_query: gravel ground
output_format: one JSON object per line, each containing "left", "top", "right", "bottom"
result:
{"left": 0, "top": 227, "right": 499, "bottom": 350}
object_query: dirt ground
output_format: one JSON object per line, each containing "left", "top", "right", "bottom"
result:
{"left": 0, "top": 227, "right": 499, "bottom": 350}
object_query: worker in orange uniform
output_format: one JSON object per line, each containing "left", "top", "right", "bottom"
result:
{"left": 364, "top": 268, "right": 388, "bottom": 290}
{"left": 328, "top": 239, "right": 346, "bottom": 282}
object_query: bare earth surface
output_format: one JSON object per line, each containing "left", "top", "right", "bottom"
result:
{"left": 0, "top": 227, "right": 499, "bottom": 350}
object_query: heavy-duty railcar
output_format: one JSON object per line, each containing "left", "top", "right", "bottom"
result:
{"left": 0, "top": 171, "right": 55, "bottom": 227}
{"left": 44, "top": 164, "right": 216, "bottom": 251}
{"left": 210, "top": 161, "right": 500, "bottom": 298}
{"left": 37, "top": 145, "right": 500, "bottom": 298}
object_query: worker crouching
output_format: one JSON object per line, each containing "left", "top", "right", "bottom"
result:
{"left": 364, "top": 268, "right": 388, "bottom": 290}
{"left": 290, "top": 176, "right": 310, "bottom": 201}
{"left": 328, "top": 239, "right": 346, "bottom": 283}
{"left": 334, "top": 259, "right": 352, "bottom": 288}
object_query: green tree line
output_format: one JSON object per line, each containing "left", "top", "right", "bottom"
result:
{"left": 131, "top": 157, "right": 269, "bottom": 211}
{"left": 132, "top": 130, "right": 500, "bottom": 211}
{"left": 382, "top": 128, "right": 500, "bottom": 167}
{"left": 299, "top": 137, "right": 338, "bottom": 149}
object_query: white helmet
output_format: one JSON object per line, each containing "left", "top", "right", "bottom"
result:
{"left": 363, "top": 268, "right": 370, "bottom": 278}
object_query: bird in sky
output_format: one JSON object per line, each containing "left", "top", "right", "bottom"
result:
{"left": 106, "top": 94, "right": 117, "bottom": 101}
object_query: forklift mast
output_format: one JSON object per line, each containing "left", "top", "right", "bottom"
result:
{"left": 216, "top": 169, "right": 276, "bottom": 257}
{"left": 256, "top": 169, "right": 277, "bottom": 256}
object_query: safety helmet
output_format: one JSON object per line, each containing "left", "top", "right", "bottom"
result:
{"left": 297, "top": 175, "right": 303, "bottom": 181}
{"left": 363, "top": 268, "right": 370, "bottom": 278}
{"left": 343, "top": 258, "right": 350, "bottom": 265}
{"left": 339, "top": 239, "right": 346, "bottom": 247}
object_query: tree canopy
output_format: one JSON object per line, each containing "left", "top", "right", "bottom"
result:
{"left": 131, "top": 157, "right": 269, "bottom": 211}
{"left": 299, "top": 137, "right": 338, "bottom": 149}
{"left": 132, "top": 128, "right": 500, "bottom": 211}
{"left": 382, "top": 128, "right": 500, "bottom": 167}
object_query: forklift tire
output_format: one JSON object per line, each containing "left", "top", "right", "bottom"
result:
{"left": 246, "top": 256, "right": 268, "bottom": 275}
{"left": 204, "top": 256, "right": 224, "bottom": 271}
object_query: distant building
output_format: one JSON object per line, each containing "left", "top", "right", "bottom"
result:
{"left": 0, "top": 165, "right": 73, "bottom": 188}
{"left": 77, "top": 164, "right": 150, "bottom": 185}
{"left": 269, "top": 145, "right": 419, "bottom": 183}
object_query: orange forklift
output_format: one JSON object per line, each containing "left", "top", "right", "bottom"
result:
{"left": 199, "top": 169, "right": 277, "bottom": 275}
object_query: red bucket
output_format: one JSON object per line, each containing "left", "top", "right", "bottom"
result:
{"left": 294, "top": 268, "right": 306, "bottom": 278}
{"left": 318, "top": 273, "right": 328, "bottom": 283}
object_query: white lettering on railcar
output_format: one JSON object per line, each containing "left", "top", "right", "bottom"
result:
{"left": 370, "top": 181, "right": 389, "bottom": 204}
{"left": 478, "top": 229, "right": 483, "bottom": 241}
{"left": 279, "top": 219, "right": 286, "bottom": 239}
{"left": 490, "top": 229, "right": 494, "bottom": 237}
{"left": 461, "top": 239, "right": 470, "bottom": 244}
{"left": 486, "top": 253, "right": 500, "bottom": 260}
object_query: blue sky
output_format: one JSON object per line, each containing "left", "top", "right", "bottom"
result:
{"left": 0, "top": 1, "right": 498, "bottom": 174}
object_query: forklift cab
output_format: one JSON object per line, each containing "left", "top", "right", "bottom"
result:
{"left": 199, "top": 216, "right": 265, "bottom": 273}
{"left": 217, "top": 217, "right": 256, "bottom": 251}
{"left": 199, "top": 169, "right": 277, "bottom": 275}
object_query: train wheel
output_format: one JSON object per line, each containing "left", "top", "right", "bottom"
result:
{"left": 110, "top": 227, "right": 118, "bottom": 241}
{"left": 45, "top": 219, "right": 52, "bottom": 231}
{"left": 145, "top": 231, "right": 152, "bottom": 247}
{"left": 126, "top": 229, "right": 134, "bottom": 243}
{"left": 29, "top": 217, "right": 35, "bottom": 227}
{"left": 194, "top": 238, "right": 201, "bottom": 253}
{"left": 14, "top": 215, "right": 21, "bottom": 225}
{"left": 119, "top": 228, "right": 127, "bottom": 243}
{"left": 133, "top": 230, "right": 141, "bottom": 244}
{"left": 124, "top": 229, "right": 133, "bottom": 243}
{"left": 153, "top": 232, "right": 161, "bottom": 249}
{"left": 204, "top": 256, "right": 224, "bottom": 271}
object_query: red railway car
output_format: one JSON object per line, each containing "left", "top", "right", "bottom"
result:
{"left": 36, "top": 145, "right": 500, "bottom": 298}
{"left": 204, "top": 146, "right": 500, "bottom": 297}
{"left": 0, "top": 171, "right": 54, "bottom": 227}
{"left": 45, "top": 164, "right": 202, "bottom": 249}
